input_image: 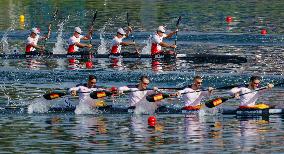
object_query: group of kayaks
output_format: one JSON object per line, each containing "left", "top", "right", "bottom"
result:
{"left": 0, "top": 52, "right": 248, "bottom": 64}
{"left": 2, "top": 103, "right": 284, "bottom": 117}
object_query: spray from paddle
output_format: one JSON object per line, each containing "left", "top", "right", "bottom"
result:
{"left": 52, "top": 16, "right": 69, "bottom": 54}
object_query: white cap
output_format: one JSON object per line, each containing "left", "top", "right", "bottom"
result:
{"left": 117, "top": 28, "right": 126, "bottom": 35}
{"left": 157, "top": 26, "right": 165, "bottom": 33}
{"left": 74, "top": 27, "right": 82, "bottom": 34}
{"left": 31, "top": 27, "right": 40, "bottom": 34}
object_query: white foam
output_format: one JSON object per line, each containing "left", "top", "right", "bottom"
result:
{"left": 74, "top": 97, "right": 99, "bottom": 115}
{"left": 134, "top": 100, "right": 158, "bottom": 115}
{"left": 97, "top": 27, "right": 108, "bottom": 54}
{"left": 27, "top": 99, "right": 50, "bottom": 114}
{"left": 140, "top": 35, "right": 152, "bottom": 54}
{"left": 52, "top": 17, "right": 69, "bottom": 54}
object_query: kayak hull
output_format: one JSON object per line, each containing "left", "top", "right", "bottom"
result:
{"left": 2, "top": 105, "right": 284, "bottom": 116}
{"left": 0, "top": 53, "right": 247, "bottom": 64}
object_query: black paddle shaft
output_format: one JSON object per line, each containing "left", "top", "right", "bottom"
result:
{"left": 174, "top": 16, "right": 182, "bottom": 47}
{"left": 205, "top": 86, "right": 272, "bottom": 108}
{"left": 126, "top": 12, "right": 135, "bottom": 42}
{"left": 89, "top": 11, "right": 97, "bottom": 43}
{"left": 43, "top": 8, "right": 58, "bottom": 48}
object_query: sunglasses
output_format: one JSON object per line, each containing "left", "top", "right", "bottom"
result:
{"left": 196, "top": 82, "right": 202, "bottom": 84}
{"left": 253, "top": 82, "right": 260, "bottom": 85}
{"left": 141, "top": 82, "right": 149, "bottom": 86}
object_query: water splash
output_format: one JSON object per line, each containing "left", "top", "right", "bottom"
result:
{"left": 134, "top": 100, "right": 158, "bottom": 114}
{"left": 74, "top": 97, "right": 100, "bottom": 114}
{"left": 141, "top": 35, "right": 152, "bottom": 54}
{"left": 0, "top": 1, "right": 17, "bottom": 54}
{"left": 0, "top": 82, "right": 12, "bottom": 106}
{"left": 27, "top": 97, "right": 76, "bottom": 114}
{"left": 97, "top": 26, "right": 108, "bottom": 54}
{"left": 52, "top": 17, "right": 69, "bottom": 54}
{"left": 97, "top": 16, "right": 123, "bottom": 54}
{"left": 27, "top": 98, "right": 51, "bottom": 114}
{"left": 0, "top": 33, "right": 10, "bottom": 53}
{"left": 0, "top": 27, "right": 15, "bottom": 53}
{"left": 96, "top": 16, "right": 117, "bottom": 54}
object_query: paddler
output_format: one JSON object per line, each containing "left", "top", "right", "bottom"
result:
{"left": 150, "top": 26, "right": 178, "bottom": 57}
{"left": 230, "top": 76, "right": 274, "bottom": 109}
{"left": 175, "top": 76, "right": 213, "bottom": 110}
{"left": 110, "top": 27, "right": 135, "bottom": 56}
{"left": 69, "top": 75, "right": 106, "bottom": 113}
{"left": 25, "top": 27, "right": 50, "bottom": 54}
{"left": 118, "top": 76, "right": 158, "bottom": 109}
{"left": 67, "top": 26, "right": 93, "bottom": 54}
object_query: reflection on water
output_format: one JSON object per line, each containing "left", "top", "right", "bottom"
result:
{"left": 0, "top": 109, "right": 284, "bottom": 152}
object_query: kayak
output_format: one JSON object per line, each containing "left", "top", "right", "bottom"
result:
{"left": 1, "top": 105, "right": 283, "bottom": 116}
{"left": 222, "top": 108, "right": 284, "bottom": 115}
{"left": 0, "top": 52, "right": 247, "bottom": 63}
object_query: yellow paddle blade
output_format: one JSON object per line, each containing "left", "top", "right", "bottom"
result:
{"left": 205, "top": 97, "right": 225, "bottom": 108}
{"left": 255, "top": 103, "right": 270, "bottom": 109}
{"left": 146, "top": 93, "right": 170, "bottom": 102}
{"left": 90, "top": 91, "right": 113, "bottom": 99}
{"left": 95, "top": 101, "right": 107, "bottom": 107}
{"left": 43, "top": 91, "right": 66, "bottom": 100}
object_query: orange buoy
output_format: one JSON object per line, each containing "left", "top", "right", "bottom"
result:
{"left": 261, "top": 29, "right": 267, "bottom": 35}
{"left": 226, "top": 16, "right": 233, "bottom": 23}
{"left": 85, "top": 61, "right": 93, "bottom": 68}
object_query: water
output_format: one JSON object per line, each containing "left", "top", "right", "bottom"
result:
{"left": 0, "top": 0, "right": 284, "bottom": 153}
{"left": 96, "top": 26, "right": 108, "bottom": 54}
{"left": 52, "top": 17, "right": 69, "bottom": 54}
{"left": 1, "top": 113, "right": 284, "bottom": 153}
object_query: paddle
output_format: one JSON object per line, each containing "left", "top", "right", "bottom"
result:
{"left": 43, "top": 87, "right": 107, "bottom": 100}
{"left": 89, "top": 87, "right": 156, "bottom": 99}
{"left": 43, "top": 8, "right": 58, "bottom": 49}
{"left": 158, "top": 84, "right": 239, "bottom": 91}
{"left": 90, "top": 86, "right": 166, "bottom": 100}
{"left": 126, "top": 12, "right": 139, "bottom": 54}
{"left": 174, "top": 16, "right": 182, "bottom": 52}
{"left": 146, "top": 93, "right": 173, "bottom": 102}
{"left": 43, "top": 90, "right": 68, "bottom": 100}
{"left": 87, "top": 10, "right": 97, "bottom": 56}
{"left": 147, "top": 84, "right": 241, "bottom": 102}
{"left": 89, "top": 10, "right": 97, "bottom": 45}
{"left": 89, "top": 90, "right": 114, "bottom": 99}
{"left": 43, "top": 90, "right": 114, "bottom": 100}
{"left": 205, "top": 82, "right": 284, "bottom": 108}
{"left": 126, "top": 12, "right": 135, "bottom": 42}
{"left": 43, "top": 89, "right": 90, "bottom": 100}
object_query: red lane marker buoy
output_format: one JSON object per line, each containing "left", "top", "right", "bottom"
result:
{"left": 68, "top": 58, "right": 76, "bottom": 63}
{"left": 152, "top": 61, "right": 160, "bottom": 66}
{"left": 85, "top": 61, "right": 93, "bottom": 68}
{"left": 261, "top": 29, "right": 267, "bottom": 35}
{"left": 110, "top": 87, "right": 117, "bottom": 92}
{"left": 226, "top": 16, "right": 233, "bottom": 23}
{"left": 148, "top": 116, "right": 157, "bottom": 127}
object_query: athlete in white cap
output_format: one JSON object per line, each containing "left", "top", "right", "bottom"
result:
{"left": 110, "top": 26, "right": 135, "bottom": 55}
{"left": 67, "top": 26, "right": 93, "bottom": 54}
{"left": 25, "top": 27, "right": 50, "bottom": 54}
{"left": 150, "top": 26, "right": 178, "bottom": 56}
